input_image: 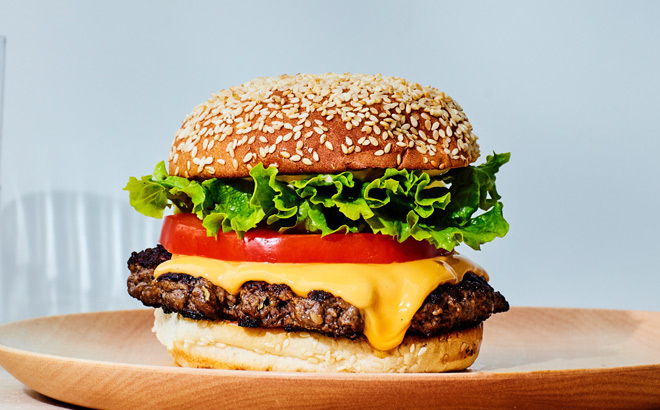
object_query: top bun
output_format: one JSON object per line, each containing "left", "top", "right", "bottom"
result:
{"left": 168, "top": 73, "right": 480, "bottom": 179}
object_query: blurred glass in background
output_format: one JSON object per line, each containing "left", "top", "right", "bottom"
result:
{"left": 0, "top": 36, "right": 5, "bottom": 179}
{"left": 0, "top": 36, "right": 160, "bottom": 323}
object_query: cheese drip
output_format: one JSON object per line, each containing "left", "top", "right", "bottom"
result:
{"left": 154, "top": 254, "right": 486, "bottom": 351}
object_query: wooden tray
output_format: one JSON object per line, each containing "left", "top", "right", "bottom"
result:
{"left": 1, "top": 307, "right": 659, "bottom": 409}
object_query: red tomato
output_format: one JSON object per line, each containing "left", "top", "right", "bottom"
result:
{"left": 160, "top": 213, "right": 447, "bottom": 264}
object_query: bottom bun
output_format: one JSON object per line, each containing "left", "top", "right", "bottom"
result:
{"left": 153, "top": 308, "right": 483, "bottom": 373}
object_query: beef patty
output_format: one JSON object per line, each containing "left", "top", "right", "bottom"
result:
{"left": 127, "top": 245, "right": 509, "bottom": 339}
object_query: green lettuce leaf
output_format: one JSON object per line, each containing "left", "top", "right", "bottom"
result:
{"left": 123, "top": 153, "right": 510, "bottom": 250}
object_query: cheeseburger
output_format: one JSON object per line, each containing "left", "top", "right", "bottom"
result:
{"left": 124, "top": 73, "right": 510, "bottom": 373}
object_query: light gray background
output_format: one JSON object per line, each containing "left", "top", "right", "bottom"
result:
{"left": 0, "top": 0, "right": 658, "bottom": 323}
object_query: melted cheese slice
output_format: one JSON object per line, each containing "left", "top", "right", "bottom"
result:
{"left": 154, "top": 254, "right": 486, "bottom": 351}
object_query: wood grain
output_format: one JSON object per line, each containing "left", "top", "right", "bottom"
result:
{"left": 1, "top": 308, "right": 659, "bottom": 410}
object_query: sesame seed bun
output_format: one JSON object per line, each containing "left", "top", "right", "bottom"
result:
{"left": 168, "top": 73, "right": 480, "bottom": 179}
{"left": 153, "top": 308, "right": 483, "bottom": 373}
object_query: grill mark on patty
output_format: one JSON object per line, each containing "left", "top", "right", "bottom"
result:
{"left": 127, "top": 245, "right": 509, "bottom": 339}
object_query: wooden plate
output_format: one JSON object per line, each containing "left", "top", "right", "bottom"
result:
{"left": 0, "top": 307, "right": 659, "bottom": 409}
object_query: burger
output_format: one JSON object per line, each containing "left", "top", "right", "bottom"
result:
{"left": 124, "top": 73, "right": 510, "bottom": 373}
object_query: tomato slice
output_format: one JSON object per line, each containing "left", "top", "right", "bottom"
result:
{"left": 159, "top": 213, "right": 448, "bottom": 264}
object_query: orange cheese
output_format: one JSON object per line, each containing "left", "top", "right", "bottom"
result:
{"left": 154, "top": 254, "right": 486, "bottom": 351}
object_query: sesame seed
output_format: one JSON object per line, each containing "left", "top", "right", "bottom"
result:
{"left": 374, "top": 150, "right": 384, "bottom": 156}
{"left": 243, "top": 152, "right": 253, "bottom": 163}
{"left": 324, "top": 141, "right": 334, "bottom": 150}
{"left": 172, "top": 73, "right": 480, "bottom": 176}
{"left": 280, "top": 151, "right": 291, "bottom": 158}
{"left": 290, "top": 154, "right": 301, "bottom": 162}
{"left": 302, "top": 158, "right": 313, "bottom": 165}
{"left": 313, "top": 151, "right": 320, "bottom": 162}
